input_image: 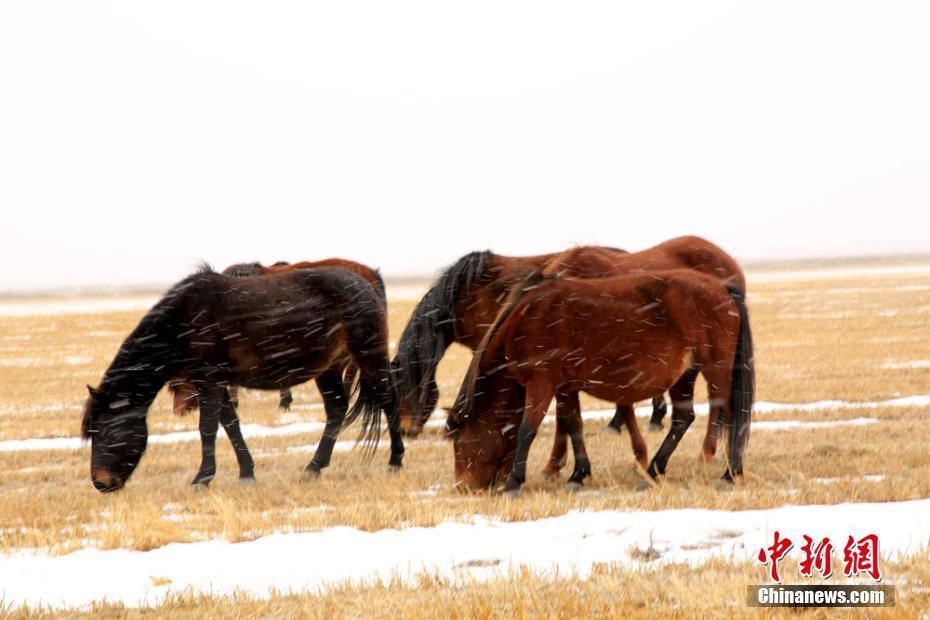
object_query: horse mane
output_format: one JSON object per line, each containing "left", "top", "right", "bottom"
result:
{"left": 393, "top": 251, "right": 492, "bottom": 414}
{"left": 448, "top": 270, "right": 548, "bottom": 431}
{"left": 221, "top": 262, "right": 263, "bottom": 277}
{"left": 81, "top": 270, "right": 202, "bottom": 438}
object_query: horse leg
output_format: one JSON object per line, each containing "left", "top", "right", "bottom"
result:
{"left": 278, "top": 388, "right": 293, "bottom": 411}
{"left": 228, "top": 384, "right": 239, "bottom": 410}
{"left": 306, "top": 369, "right": 348, "bottom": 474}
{"left": 385, "top": 387, "right": 405, "bottom": 470}
{"left": 504, "top": 379, "right": 555, "bottom": 495}
{"left": 606, "top": 405, "right": 625, "bottom": 434}
{"left": 649, "top": 394, "right": 669, "bottom": 431}
{"left": 542, "top": 390, "right": 572, "bottom": 477}
{"left": 218, "top": 389, "right": 255, "bottom": 482}
{"left": 192, "top": 383, "right": 223, "bottom": 487}
{"left": 616, "top": 404, "right": 648, "bottom": 471}
{"left": 702, "top": 368, "right": 736, "bottom": 481}
{"left": 646, "top": 368, "right": 699, "bottom": 480}
{"left": 561, "top": 391, "right": 592, "bottom": 487}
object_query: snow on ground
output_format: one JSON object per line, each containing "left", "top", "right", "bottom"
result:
{"left": 812, "top": 474, "right": 886, "bottom": 485}
{"left": 882, "top": 360, "right": 930, "bottom": 370}
{"left": 2, "top": 394, "right": 928, "bottom": 453}
{"left": 0, "top": 421, "right": 323, "bottom": 453}
{"left": 1, "top": 498, "right": 927, "bottom": 610}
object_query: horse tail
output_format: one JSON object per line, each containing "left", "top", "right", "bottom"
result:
{"left": 372, "top": 269, "right": 387, "bottom": 310}
{"left": 342, "top": 364, "right": 360, "bottom": 399}
{"left": 727, "top": 285, "right": 755, "bottom": 478}
{"left": 450, "top": 270, "right": 547, "bottom": 427}
{"left": 341, "top": 280, "right": 397, "bottom": 456}
{"left": 393, "top": 251, "right": 492, "bottom": 424}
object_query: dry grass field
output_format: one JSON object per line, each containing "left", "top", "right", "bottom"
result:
{"left": 1, "top": 259, "right": 929, "bottom": 617}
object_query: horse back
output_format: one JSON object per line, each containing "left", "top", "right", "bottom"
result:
{"left": 263, "top": 259, "right": 385, "bottom": 305}
{"left": 646, "top": 236, "right": 746, "bottom": 292}
{"left": 175, "top": 268, "right": 386, "bottom": 388}
{"left": 540, "top": 245, "right": 629, "bottom": 279}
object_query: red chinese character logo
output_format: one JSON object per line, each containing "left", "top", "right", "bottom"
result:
{"left": 799, "top": 535, "right": 834, "bottom": 578}
{"left": 757, "top": 531, "right": 794, "bottom": 583}
{"left": 843, "top": 534, "right": 882, "bottom": 581}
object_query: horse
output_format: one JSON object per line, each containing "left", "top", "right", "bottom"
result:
{"left": 393, "top": 236, "right": 745, "bottom": 483}
{"left": 445, "top": 268, "right": 754, "bottom": 495}
{"left": 82, "top": 265, "right": 401, "bottom": 492}
{"left": 169, "top": 259, "right": 386, "bottom": 415}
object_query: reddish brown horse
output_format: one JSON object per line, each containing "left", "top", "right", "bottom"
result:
{"left": 536, "top": 240, "right": 745, "bottom": 480}
{"left": 170, "top": 259, "right": 385, "bottom": 415}
{"left": 393, "top": 236, "right": 745, "bottom": 484}
{"left": 445, "top": 269, "right": 754, "bottom": 494}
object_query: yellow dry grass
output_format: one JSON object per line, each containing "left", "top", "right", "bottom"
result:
{"left": 1, "top": 258, "right": 929, "bottom": 617}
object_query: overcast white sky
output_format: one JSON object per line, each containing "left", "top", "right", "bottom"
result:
{"left": 1, "top": 2, "right": 928, "bottom": 291}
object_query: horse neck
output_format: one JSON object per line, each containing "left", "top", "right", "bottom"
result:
{"left": 100, "top": 310, "right": 182, "bottom": 410}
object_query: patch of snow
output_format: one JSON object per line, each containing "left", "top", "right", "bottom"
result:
{"left": 812, "top": 474, "right": 886, "bottom": 486}
{"left": 881, "top": 360, "right": 930, "bottom": 370}
{"left": 752, "top": 417, "right": 877, "bottom": 431}
{"left": 1, "top": 499, "right": 928, "bottom": 610}
{"left": 0, "top": 421, "right": 325, "bottom": 453}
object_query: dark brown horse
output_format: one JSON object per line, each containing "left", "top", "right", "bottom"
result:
{"left": 82, "top": 265, "right": 401, "bottom": 492}
{"left": 393, "top": 236, "right": 745, "bottom": 484}
{"left": 170, "top": 259, "right": 386, "bottom": 414}
{"left": 445, "top": 269, "right": 754, "bottom": 494}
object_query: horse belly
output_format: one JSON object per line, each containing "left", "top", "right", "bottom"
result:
{"left": 228, "top": 338, "right": 345, "bottom": 390}
{"left": 578, "top": 342, "right": 690, "bottom": 404}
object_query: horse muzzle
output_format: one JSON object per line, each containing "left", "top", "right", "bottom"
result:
{"left": 91, "top": 468, "right": 124, "bottom": 493}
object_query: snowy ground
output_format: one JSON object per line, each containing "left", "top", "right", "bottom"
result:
{"left": 2, "top": 499, "right": 927, "bottom": 610}
{"left": 0, "top": 393, "right": 926, "bottom": 609}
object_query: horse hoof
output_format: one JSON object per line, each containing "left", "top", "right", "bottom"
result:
{"left": 606, "top": 424, "right": 623, "bottom": 434}
{"left": 303, "top": 466, "right": 323, "bottom": 479}
{"left": 541, "top": 467, "right": 561, "bottom": 480}
{"left": 387, "top": 464, "right": 403, "bottom": 474}
{"left": 565, "top": 481, "right": 583, "bottom": 493}
{"left": 190, "top": 473, "right": 214, "bottom": 488}
{"left": 506, "top": 487, "right": 523, "bottom": 499}
{"left": 636, "top": 479, "right": 655, "bottom": 492}
{"left": 237, "top": 476, "right": 257, "bottom": 486}
{"left": 648, "top": 422, "right": 664, "bottom": 432}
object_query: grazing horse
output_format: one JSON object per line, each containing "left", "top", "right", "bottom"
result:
{"left": 445, "top": 269, "right": 754, "bottom": 494}
{"left": 82, "top": 266, "right": 401, "bottom": 493}
{"left": 169, "top": 258, "right": 386, "bottom": 414}
{"left": 393, "top": 236, "right": 745, "bottom": 483}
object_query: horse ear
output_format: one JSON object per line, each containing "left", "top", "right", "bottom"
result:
{"left": 87, "top": 385, "right": 100, "bottom": 400}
